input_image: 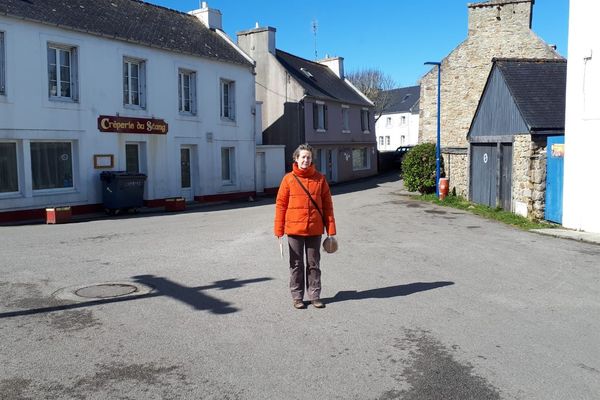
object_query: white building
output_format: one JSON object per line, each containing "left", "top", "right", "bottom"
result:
{"left": 374, "top": 86, "right": 419, "bottom": 151}
{"left": 562, "top": 0, "right": 600, "bottom": 234}
{"left": 0, "top": 0, "right": 283, "bottom": 222}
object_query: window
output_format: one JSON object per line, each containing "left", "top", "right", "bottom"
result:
{"left": 47, "top": 43, "right": 78, "bottom": 101}
{"left": 125, "top": 143, "right": 140, "bottom": 173}
{"left": 123, "top": 57, "right": 146, "bottom": 108}
{"left": 342, "top": 106, "right": 350, "bottom": 132}
{"left": 0, "top": 142, "right": 18, "bottom": 193}
{"left": 401, "top": 135, "right": 406, "bottom": 145}
{"left": 30, "top": 142, "right": 73, "bottom": 190}
{"left": 386, "top": 136, "right": 391, "bottom": 145}
{"left": 178, "top": 69, "right": 197, "bottom": 114}
{"left": 0, "top": 32, "right": 5, "bottom": 95}
{"left": 221, "top": 147, "right": 236, "bottom": 183}
{"left": 313, "top": 102, "right": 328, "bottom": 131}
{"left": 378, "top": 136, "right": 384, "bottom": 146}
{"left": 220, "top": 79, "right": 235, "bottom": 121}
{"left": 314, "top": 148, "right": 323, "bottom": 172}
{"left": 352, "top": 147, "right": 369, "bottom": 171}
{"left": 401, "top": 116, "right": 406, "bottom": 125}
{"left": 361, "top": 109, "right": 371, "bottom": 132}
{"left": 386, "top": 117, "right": 392, "bottom": 127}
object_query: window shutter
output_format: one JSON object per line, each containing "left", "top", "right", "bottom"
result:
{"left": 323, "top": 104, "right": 328, "bottom": 130}
{"left": 231, "top": 82, "right": 235, "bottom": 120}
{"left": 191, "top": 72, "right": 197, "bottom": 115}
{"left": 0, "top": 32, "right": 4, "bottom": 94}
{"left": 178, "top": 73, "right": 182, "bottom": 112}
{"left": 313, "top": 103, "right": 318, "bottom": 129}
{"left": 139, "top": 61, "right": 146, "bottom": 109}
{"left": 71, "top": 47, "right": 79, "bottom": 101}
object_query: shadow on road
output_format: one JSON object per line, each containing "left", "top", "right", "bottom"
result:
{"left": 0, "top": 275, "right": 273, "bottom": 319}
{"left": 322, "top": 281, "right": 454, "bottom": 305}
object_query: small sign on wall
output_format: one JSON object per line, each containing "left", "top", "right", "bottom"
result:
{"left": 94, "top": 154, "right": 114, "bottom": 169}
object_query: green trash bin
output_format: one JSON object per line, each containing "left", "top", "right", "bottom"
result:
{"left": 100, "top": 171, "right": 147, "bottom": 214}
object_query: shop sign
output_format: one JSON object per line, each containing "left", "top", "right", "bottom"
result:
{"left": 97, "top": 115, "right": 168, "bottom": 134}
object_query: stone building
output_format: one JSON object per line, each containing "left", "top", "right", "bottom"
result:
{"left": 418, "top": 0, "right": 563, "bottom": 198}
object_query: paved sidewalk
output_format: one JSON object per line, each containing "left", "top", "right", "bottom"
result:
{"left": 531, "top": 228, "right": 600, "bottom": 245}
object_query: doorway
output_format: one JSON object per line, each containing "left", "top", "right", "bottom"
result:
{"left": 180, "top": 146, "right": 193, "bottom": 201}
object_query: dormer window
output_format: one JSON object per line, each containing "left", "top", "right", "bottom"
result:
{"left": 300, "top": 67, "right": 314, "bottom": 79}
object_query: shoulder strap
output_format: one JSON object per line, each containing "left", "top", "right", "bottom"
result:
{"left": 292, "top": 174, "right": 327, "bottom": 228}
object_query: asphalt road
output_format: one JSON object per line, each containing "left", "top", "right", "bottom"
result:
{"left": 1, "top": 173, "right": 599, "bottom": 400}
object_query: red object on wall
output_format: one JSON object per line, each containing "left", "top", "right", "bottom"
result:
{"left": 46, "top": 207, "right": 72, "bottom": 224}
{"left": 439, "top": 178, "right": 449, "bottom": 200}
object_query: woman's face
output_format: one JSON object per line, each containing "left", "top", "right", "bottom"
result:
{"left": 295, "top": 150, "right": 312, "bottom": 170}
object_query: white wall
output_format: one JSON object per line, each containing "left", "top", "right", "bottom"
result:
{"left": 562, "top": 0, "right": 600, "bottom": 233}
{"left": 0, "top": 16, "right": 257, "bottom": 212}
{"left": 374, "top": 111, "right": 419, "bottom": 151}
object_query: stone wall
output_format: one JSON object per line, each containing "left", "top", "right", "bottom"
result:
{"left": 419, "top": 0, "right": 562, "bottom": 197}
{"left": 442, "top": 150, "right": 468, "bottom": 198}
{"left": 511, "top": 134, "right": 547, "bottom": 219}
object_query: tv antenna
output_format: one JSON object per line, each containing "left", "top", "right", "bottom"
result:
{"left": 312, "top": 19, "right": 318, "bottom": 60}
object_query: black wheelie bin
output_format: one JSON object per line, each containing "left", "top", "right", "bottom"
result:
{"left": 100, "top": 171, "right": 147, "bottom": 215}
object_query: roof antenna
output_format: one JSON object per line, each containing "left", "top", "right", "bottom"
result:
{"left": 312, "top": 19, "right": 318, "bottom": 60}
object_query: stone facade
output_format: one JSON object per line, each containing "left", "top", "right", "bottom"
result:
{"left": 512, "top": 134, "right": 548, "bottom": 219}
{"left": 419, "top": 0, "right": 562, "bottom": 197}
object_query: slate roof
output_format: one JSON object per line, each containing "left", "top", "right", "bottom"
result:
{"left": 0, "top": 0, "right": 252, "bottom": 67}
{"left": 275, "top": 50, "right": 372, "bottom": 107}
{"left": 382, "top": 86, "right": 420, "bottom": 114}
{"left": 495, "top": 58, "right": 566, "bottom": 131}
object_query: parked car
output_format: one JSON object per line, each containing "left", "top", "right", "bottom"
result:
{"left": 392, "top": 146, "right": 415, "bottom": 167}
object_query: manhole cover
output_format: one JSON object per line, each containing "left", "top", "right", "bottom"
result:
{"left": 75, "top": 284, "right": 138, "bottom": 299}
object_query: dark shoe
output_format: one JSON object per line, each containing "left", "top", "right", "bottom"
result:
{"left": 293, "top": 300, "right": 305, "bottom": 309}
{"left": 311, "top": 300, "right": 325, "bottom": 308}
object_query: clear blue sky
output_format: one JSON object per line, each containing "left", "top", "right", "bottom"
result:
{"left": 151, "top": 0, "right": 569, "bottom": 87}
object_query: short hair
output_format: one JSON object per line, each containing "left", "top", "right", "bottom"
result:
{"left": 292, "top": 143, "right": 314, "bottom": 162}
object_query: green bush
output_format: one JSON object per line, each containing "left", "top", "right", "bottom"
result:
{"left": 401, "top": 143, "right": 444, "bottom": 194}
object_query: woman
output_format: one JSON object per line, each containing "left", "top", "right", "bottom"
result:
{"left": 274, "top": 144, "right": 336, "bottom": 309}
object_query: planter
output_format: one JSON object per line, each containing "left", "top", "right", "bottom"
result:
{"left": 165, "top": 197, "right": 186, "bottom": 212}
{"left": 46, "top": 207, "right": 72, "bottom": 224}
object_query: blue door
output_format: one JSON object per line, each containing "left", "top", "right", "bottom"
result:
{"left": 545, "top": 136, "right": 564, "bottom": 223}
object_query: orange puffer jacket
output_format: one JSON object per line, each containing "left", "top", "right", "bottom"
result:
{"left": 274, "top": 163, "right": 336, "bottom": 237}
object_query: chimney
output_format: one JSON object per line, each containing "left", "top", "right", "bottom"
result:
{"left": 236, "top": 26, "right": 276, "bottom": 56}
{"left": 467, "top": 0, "right": 533, "bottom": 36}
{"left": 318, "top": 56, "right": 345, "bottom": 79}
{"left": 189, "top": 1, "right": 222, "bottom": 30}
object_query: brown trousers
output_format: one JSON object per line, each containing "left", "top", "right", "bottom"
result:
{"left": 287, "top": 235, "right": 322, "bottom": 301}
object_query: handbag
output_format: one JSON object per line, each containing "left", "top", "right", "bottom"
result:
{"left": 292, "top": 174, "right": 338, "bottom": 253}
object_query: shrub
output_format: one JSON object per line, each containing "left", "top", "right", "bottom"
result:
{"left": 401, "top": 143, "right": 444, "bottom": 194}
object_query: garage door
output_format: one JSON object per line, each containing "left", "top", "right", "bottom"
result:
{"left": 471, "top": 144, "right": 497, "bottom": 208}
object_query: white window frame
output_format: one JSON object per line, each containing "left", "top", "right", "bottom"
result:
{"left": 401, "top": 115, "right": 406, "bottom": 125}
{"left": 313, "top": 101, "right": 328, "bottom": 132}
{"left": 178, "top": 69, "right": 197, "bottom": 115}
{"left": 220, "top": 79, "right": 236, "bottom": 121}
{"left": 352, "top": 147, "right": 370, "bottom": 171}
{"left": 0, "top": 31, "right": 5, "bottom": 96}
{"left": 378, "top": 136, "right": 384, "bottom": 146}
{"left": 30, "top": 141, "right": 74, "bottom": 191}
{"left": 47, "top": 42, "right": 78, "bottom": 102}
{"left": 386, "top": 117, "right": 392, "bottom": 127}
{"left": 341, "top": 105, "right": 350, "bottom": 133}
{"left": 0, "top": 141, "right": 19, "bottom": 194}
{"left": 221, "top": 147, "right": 236, "bottom": 184}
{"left": 123, "top": 57, "right": 146, "bottom": 108}
{"left": 385, "top": 136, "right": 390, "bottom": 146}
{"left": 361, "top": 108, "right": 371, "bottom": 133}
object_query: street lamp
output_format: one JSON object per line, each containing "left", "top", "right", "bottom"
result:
{"left": 424, "top": 61, "right": 441, "bottom": 197}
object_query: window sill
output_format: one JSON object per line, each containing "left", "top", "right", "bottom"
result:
{"left": 342, "top": 130, "right": 351, "bottom": 134}
{"left": 316, "top": 129, "right": 327, "bottom": 133}
{"left": 177, "top": 113, "right": 201, "bottom": 122}
{"left": 44, "top": 98, "right": 83, "bottom": 111}
{"left": 0, "top": 191, "right": 23, "bottom": 200}
{"left": 33, "top": 187, "right": 77, "bottom": 196}
{"left": 362, "top": 130, "right": 371, "bottom": 134}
